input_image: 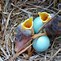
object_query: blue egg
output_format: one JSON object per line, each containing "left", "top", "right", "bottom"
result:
{"left": 32, "top": 36, "right": 50, "bottom": 52}
{"left": 33, "top": 17, "right": 44, "bottom": 33}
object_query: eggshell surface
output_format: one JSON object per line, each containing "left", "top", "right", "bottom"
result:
{"left": 33, "top": 36, "right": 50, "bottom": 52}
{"left": 33, "top": 17, "right": 44, "bottom": 33}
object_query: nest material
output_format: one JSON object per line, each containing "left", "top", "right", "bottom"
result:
{"left": 0, "top": 0, "right": 61, "bottom": 61}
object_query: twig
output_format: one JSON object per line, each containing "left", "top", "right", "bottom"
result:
{"left": 50, "top": 48, "right": 61, "bottom": 60}
{"left": 5, "top": 9, "right": 14, "bottom": 29}
{"left": 32, "top": 32, "right": 46, "bottom": 39}
{"left": 11, "top": 3, "right": 32, "bottom": 17}
{"left": 0, "top": 57, "right": 3, "bottom": 61}
{"left": 0, "top": 44, "right": 8, "bottom": 59}
{"left": 26, "top": 3, "right": 56, "bottom": 13}
{"left": 51, "top": 36, "right": 61, "bottom": 49}
{"left": 3, "top": 9, "right": 15, "bottom": 57}
{"left": 44, "top": 55, "right": 47, "bottom": 61}
{"left": 53, "top": 0, "right": 57, "bottom": 8}
{"left": 5, "top": 34, "right": 10, "bottom": 57}
{"left": 0, "top": 0, "right": 2, "bottom": 12}
{"left": 51, "top": 7, "right": 59, "bottom": 11}
{"left": 10, "top": 35, "right": 15, "bottom": 56}
{"left": 3, "top": 9, "right": 14, "bottom": 40}
{"left": 12, "top": 41, "right": 15, "bottom": 55}
{"left": 29, "top": 55, "right": 40, "bottom": 61}
{"left": 50, "top": 36, "right": 61, "bottom": 60}
{"left": 23, "top": 0, "right": 28, "bottom": 3}
{"left": 9, "top": 24, "right": 17, "bottom": 55}
{"left": 4, "top": 0, "right": 10, "bottom": 11}
{"left": 45, "top": 0, "right": 54, "bottom": 9}
{"left": 0, "top": 4, "right": 2, "bottom": 11}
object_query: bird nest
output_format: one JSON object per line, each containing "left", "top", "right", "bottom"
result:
{"left": 0, "top": 0, "right": 61, "bottom": 61}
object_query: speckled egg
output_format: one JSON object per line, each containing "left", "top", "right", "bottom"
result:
{"left": 33, "top": 17, "right": 44, "bottom": 33}
{"left": 32, "top": 36, "right": 50, "bottom": 52}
